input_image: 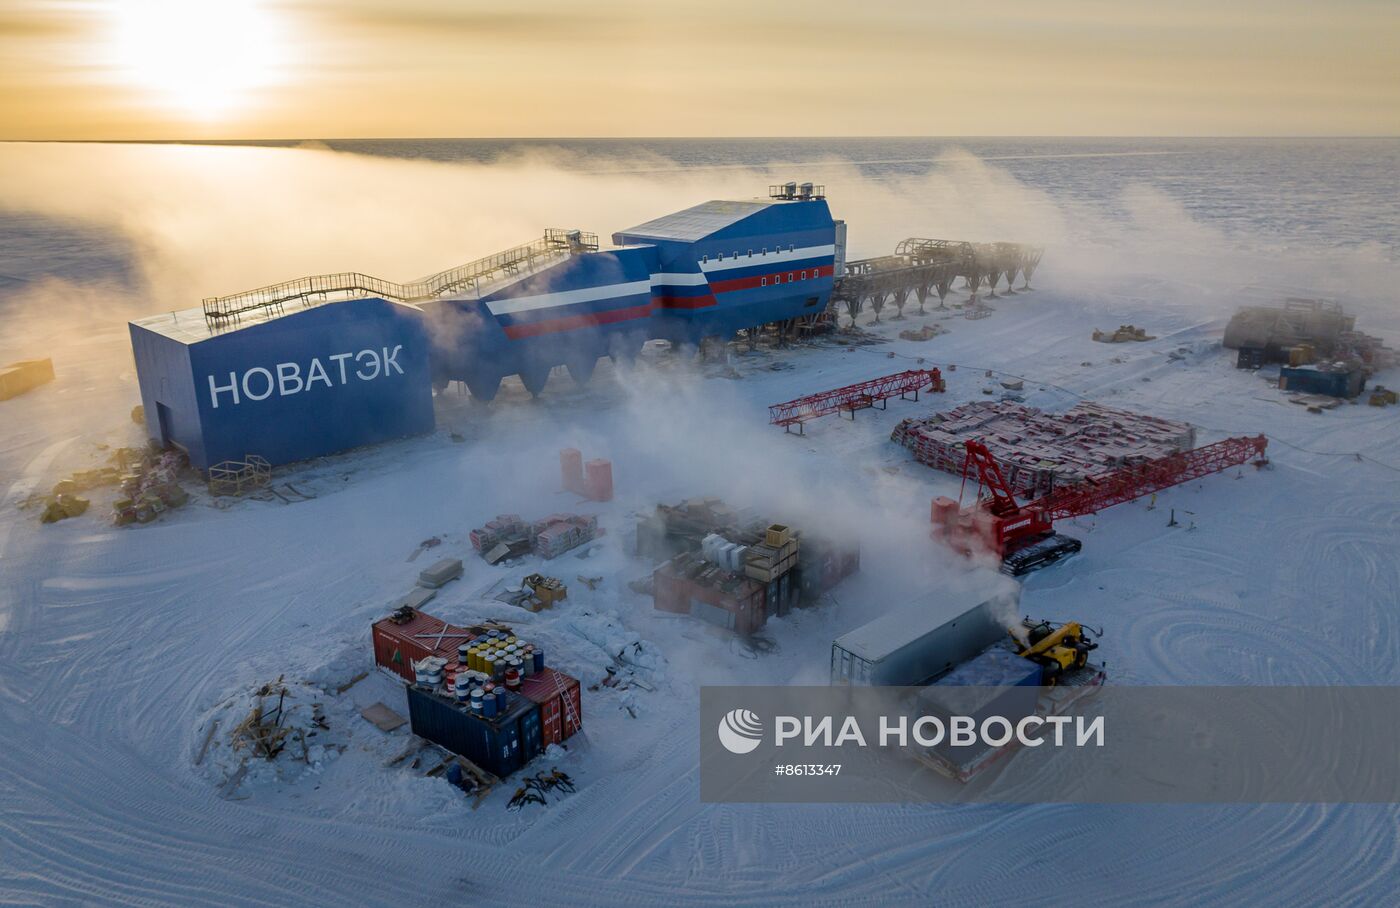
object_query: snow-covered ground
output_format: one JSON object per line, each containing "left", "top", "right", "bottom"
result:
{"left": 2, "top": 268, "right": 1398, "bottom": 906}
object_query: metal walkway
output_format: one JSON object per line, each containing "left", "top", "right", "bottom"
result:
{"left": 201, "top": 228, "right": 599, "bottom": 325}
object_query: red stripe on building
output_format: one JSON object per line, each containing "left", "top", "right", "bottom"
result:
{"left": 708, "top": 264, "right": 833, "bottom": 295}
{"left": 502, "top": 301, "right": 655, "bottom": 339}
{"left": 651, "top": 294, "right": 718, "bottom": 310}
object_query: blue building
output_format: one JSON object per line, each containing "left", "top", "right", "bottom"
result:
{"left": 129, "top": 297, "right": 434, "bottom": 470}
{"left": 614, "top": 191, "right": 839, "bottom": 344}
{"left": 128, "top": 187, "right": 841, "bottom": 469}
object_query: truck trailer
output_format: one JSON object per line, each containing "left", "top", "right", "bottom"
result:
{"left": 830, "top": 573, "right": 1105, "bottom": 781}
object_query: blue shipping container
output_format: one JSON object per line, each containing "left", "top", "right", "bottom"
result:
{"left": 405, "top": 685, "right": 542, "bottom": 778}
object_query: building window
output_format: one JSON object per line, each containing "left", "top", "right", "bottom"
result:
{"left": 717, "top": 252, "right": 723, "bottom": 261}
{"left": 748, "top": 249, "right": 753, "bottom": 257}
{"left": 789, "top": 244, "right": 795, "bottom": 252}
{"left": 788, "top": 272, "right": 794, "bottom": 282}
{"left": 762, "top": 247, "right": 767, "bottom": 255}
{"left": 761, "top": 277, "right": 767, "bottom": 286}
{"left": 701, "top": 254, "right": 708, "bottom": 264}
{"left": 775, "top": 274, "right": 782, "bottom": 284}
{"left": 733, "top": 251, "right": 739, "bottom": 259}
{"left": 800, "top": 270, "right": 807, "bottom": 280}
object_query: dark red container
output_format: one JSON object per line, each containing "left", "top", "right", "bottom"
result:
{"left": 372, "top": 610, "right": 479, "bottom": 682}
{"left": 519, "top": 667, "right": 582, "bottom": 747}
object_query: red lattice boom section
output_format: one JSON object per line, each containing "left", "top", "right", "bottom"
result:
{"left": 1032, "top": 434, "right": 1269, "bottom": 522}
{"left": 769, "top": 369, "right": 943, "bottom": 428}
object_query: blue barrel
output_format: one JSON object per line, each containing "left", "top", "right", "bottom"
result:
{"left": 532, "top": 649, "right": 544, "bottom": 673}
{"left": 494, "top": 688, "right": 507, "bottom": 711}
{"left": 482, "top": 693, "right": 498, "bottom": 718}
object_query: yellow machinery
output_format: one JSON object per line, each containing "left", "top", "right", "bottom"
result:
{"left": 1014, "top": 619, "right": 1100, "bottom": 684}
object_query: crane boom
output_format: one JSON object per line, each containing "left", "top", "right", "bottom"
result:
{"left": 932, "top": 433, "right": 1269, "bottom": 574}
{"left": 1030, "top": 434, "right": 1269, "bottom": 522}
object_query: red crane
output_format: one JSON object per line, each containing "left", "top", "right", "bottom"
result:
{"left": 931, "top": 434, "right": 1269, "bottom": 574}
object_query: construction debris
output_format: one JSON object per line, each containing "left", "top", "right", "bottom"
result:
{"left": 893, "top": 400, "right": 1196, "bottom": 499}
{"left": 898, "top": 324, "right": 946, "bottom": 342}
{"left": 113, "top": 449, "right": 191, "bottom": 526}
{"left": 359, "top": 702, "right": 407, "bottom": 733}
{"left": 228, "top": 677, "right": 322, "bottom": 763}
{"left": 1092, "top": 325, "right": 1155, "bottom": 343}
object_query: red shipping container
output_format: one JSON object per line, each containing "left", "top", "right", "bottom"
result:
{"left": 584, "top": 459, "right": 613, "bottom": 501}
{"left": 560, "top": 448, "right": 583, "bottom": 494}
{"left": 519, "top": 667, "right": 582, "bottom": 746}
{"left": 371, "top": 610, "right": 479, "bottom": 682}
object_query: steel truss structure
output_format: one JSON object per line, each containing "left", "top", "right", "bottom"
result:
{"left": 769, "top": 368, "right": 944, "bottom": 433}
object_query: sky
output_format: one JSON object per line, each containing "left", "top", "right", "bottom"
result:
{"left": 1, "top": 0, "right": 1397, "bottom": 140}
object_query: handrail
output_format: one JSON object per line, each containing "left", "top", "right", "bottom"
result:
{"left": 202, "top": 229, "right": 598, "bottom": 323}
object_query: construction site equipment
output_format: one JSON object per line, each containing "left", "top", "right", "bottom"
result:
{"left": 202, "top": 229, "right": 599, "bottom": 325}
{"left": 894, "top": 401, "right": 1197, "bottom": 500}
{"left": 1014, "top": 619, "right": 1099, "bottom": 684}
{"left": 417, "top": 558, "right": 464, "bottom": 589}
{"left": 1224, "top": 298, "right": 1395, "bottom": 373}
{"left": 208, "top": 455, "right": 271, "bottom": 497}
{"left": 1369, "top": 387, "right": 1398, "bottom": 407}
{"left": 932, "top": 434, "right": 1270, "bottom": 574}
{"left": 113, "top": 449, "right": 191, "bottom": 525}
{"left": 769, "top": 368, "right": 945, "bottom": 433}
{"left": 1092, "top": 325, "right": 1155, "bottom": 343}
{"left": 0, "top": 358, "right": 55, "bottom": 400}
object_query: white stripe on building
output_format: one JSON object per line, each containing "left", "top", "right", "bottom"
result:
{"left": 484, "top": 279, "right": 653, "bottom": 316}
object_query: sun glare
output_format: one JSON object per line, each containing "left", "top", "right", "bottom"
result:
{"left": 107, "top": 0, "right": 286, "bottom": 119}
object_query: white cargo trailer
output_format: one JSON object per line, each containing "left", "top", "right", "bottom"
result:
{"left": 830, "top": 573, "right": 1018, "bottom": 686}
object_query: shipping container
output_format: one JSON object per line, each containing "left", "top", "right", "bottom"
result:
{"left": 519, "top": 667, "right": 583, "bottom": 747}
{"left": 1279, "top": 364, "right": 1365, "bottom": 399}
{"left": 830, "top": 571, "right": 1017, "bottom": 686}
{"left": 372, "top": 610, "right": 479, "bottom": 682}
{"left": 405, "top": 685, "right": 542, "bottom": 778}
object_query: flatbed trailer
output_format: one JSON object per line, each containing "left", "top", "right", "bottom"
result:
{"left": 910, "top": 662, "right": 1106, "bottom": 783}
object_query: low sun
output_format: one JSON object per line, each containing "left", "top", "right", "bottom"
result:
{"left": 107, "top": 0, "right": 286, "bottom": 119}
